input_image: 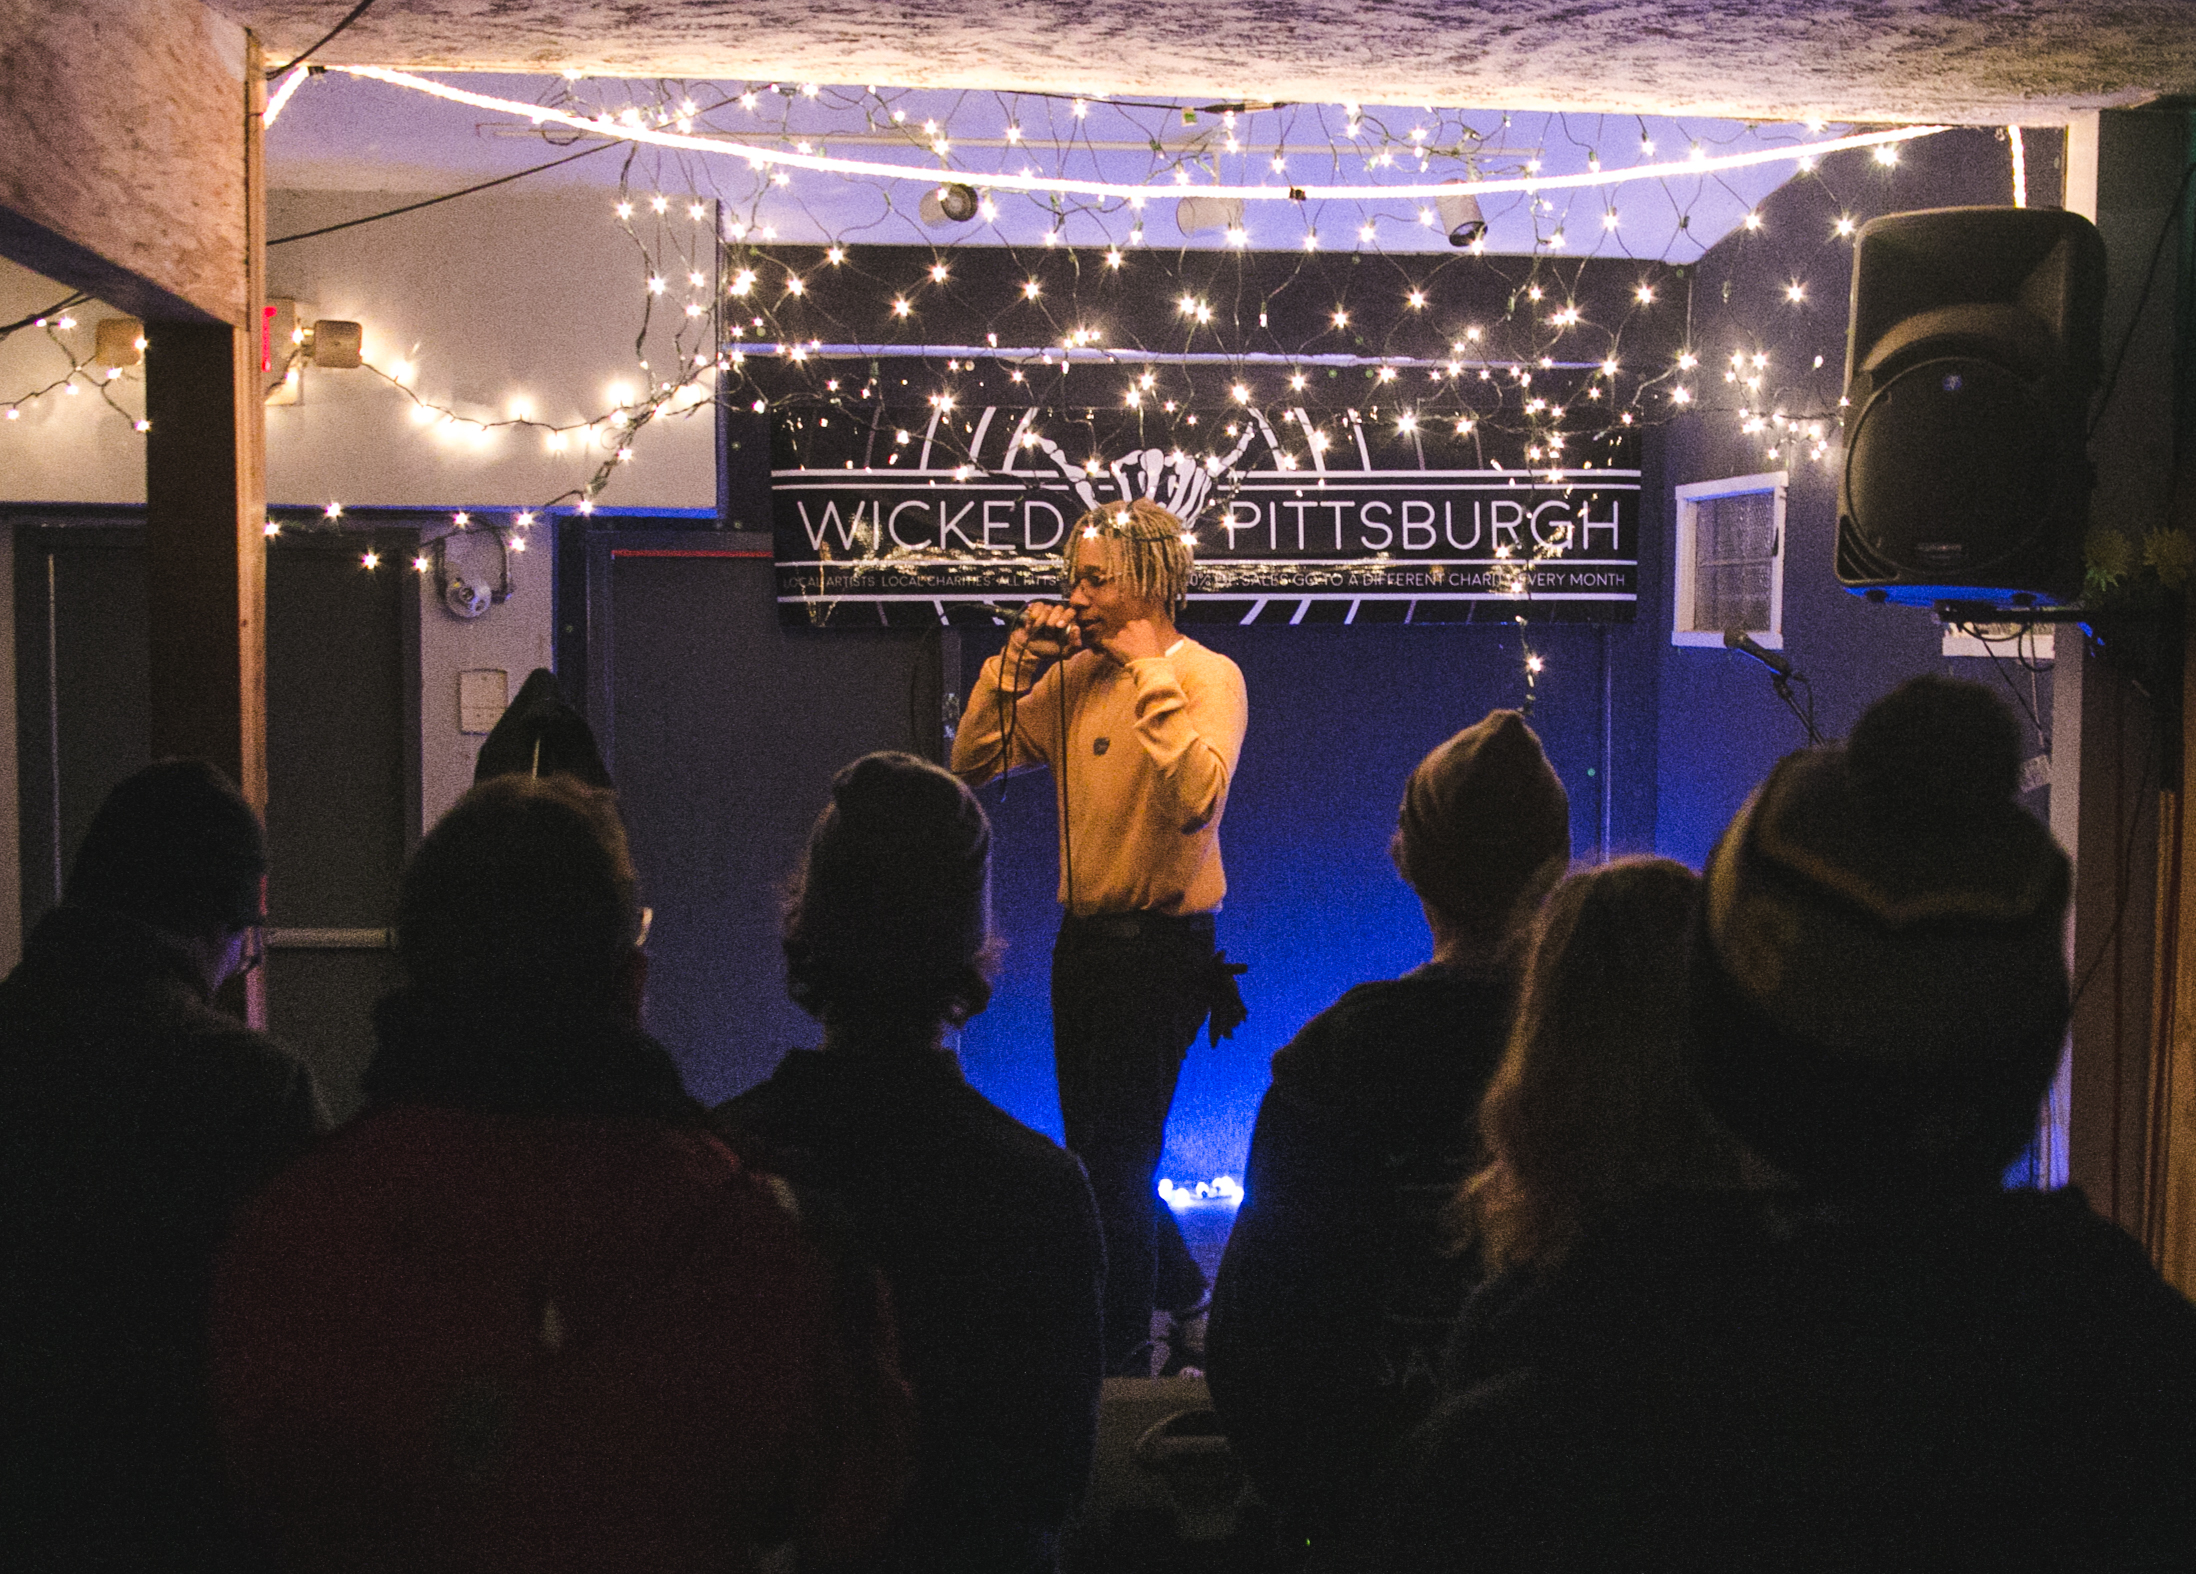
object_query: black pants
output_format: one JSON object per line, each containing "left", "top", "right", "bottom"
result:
{"left": 1052, "top": 912, "right": 1214, "bottom": 1373}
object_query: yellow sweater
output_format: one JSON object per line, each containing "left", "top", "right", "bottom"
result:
{"left": 952, "top": 638, "right": 1248, "bottom": 917}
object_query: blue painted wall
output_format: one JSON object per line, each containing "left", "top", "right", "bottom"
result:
{"left": 950, "top": 125, "right": 2061, "bottom": 1185}
{"left": 1651, "top": 126, "right": 2060, "bottom": 868}
{"left": 958, "top": 610, "right": 1665, "bottom": 1182}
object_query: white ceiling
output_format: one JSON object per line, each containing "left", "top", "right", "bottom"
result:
{"left": 265, "top": 71, "right": 1867, "bottom": 260}
{"left": 222, "top": 0, "right": 2196, "bottom": 125}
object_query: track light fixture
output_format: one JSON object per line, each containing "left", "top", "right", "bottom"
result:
{"left": 920, "top": 183, "right": 981, "bottom": 226}
{"left": 1175, "top": 195, "right": 1246, "bottom": 235}
{"left": 1438, "top": 187, "right": 1488, "bottom": 247}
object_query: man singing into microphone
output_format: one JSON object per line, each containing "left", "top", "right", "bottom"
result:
{"left": 953, "top": 497, "right": 1249, "bottom": 1376}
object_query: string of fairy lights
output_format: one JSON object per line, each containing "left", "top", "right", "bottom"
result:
{"left": 0, "top": 307, "right": 153, "bottom": 431}
{"left": 0, "top": 69, "right": 2024, "bottom": 634}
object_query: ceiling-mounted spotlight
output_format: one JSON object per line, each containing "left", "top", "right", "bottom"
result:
{"left": 920, "top": 183, "right": 980, "bottom": 226}
{"left": 1177, "top": 194, "right": 1247, "bottom": 235}
{"left": 1176, "top": 195, "right": 1246, "bottom": 236}
{"left": 1438, "top": 187, "right": 1488, "bottom": 248}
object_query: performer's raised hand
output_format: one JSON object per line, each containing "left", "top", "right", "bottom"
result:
{"left": 1010, "top": 601, "right": 1083, "bottom": 666}
{"left": 1093, "top": 616, "right": 1172, "bottom": 664}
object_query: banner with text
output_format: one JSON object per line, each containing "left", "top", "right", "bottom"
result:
{"left": 773, "top": 405, "right": 1639, "bottom": 627}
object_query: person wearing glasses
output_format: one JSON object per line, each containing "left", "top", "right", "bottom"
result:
{"left": 952, "top": 498, "right": 1249, "bottom": 1377}
{"left": 211, "top": 772, "right": 911, "bottom": 1571}
{"left": 0, "top": 759, "right": 327, "bottom": 1572}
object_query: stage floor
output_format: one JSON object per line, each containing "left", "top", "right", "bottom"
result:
{"left": 1176, "top": 1203, "right": 1236, "bottom": 1289}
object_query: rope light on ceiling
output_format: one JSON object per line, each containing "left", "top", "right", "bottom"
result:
{"left": 335, "top": 67, "right": 1949, "bottom": 205}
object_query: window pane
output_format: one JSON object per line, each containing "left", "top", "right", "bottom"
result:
{"left": 1699, "top": 560, "right": 1771, "bottom": 631}
{"left": 1690, "top": 490, "right": 1775, "bottom": 632}
{"left": 1697, "top": 491, "right": 1775, "bottom": 565}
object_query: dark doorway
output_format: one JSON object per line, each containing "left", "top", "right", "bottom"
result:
{"left": 12, "top": 510, "right": 419, "bottom": 1119}
{"left": 259, "top": 527, "right": 420, "bottom": 1120}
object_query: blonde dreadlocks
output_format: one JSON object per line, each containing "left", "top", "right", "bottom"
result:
{"left": 1063, "top": 498, "right": 1195, "bottom": 615}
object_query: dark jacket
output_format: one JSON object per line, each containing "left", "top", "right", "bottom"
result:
{"left": 1206, "top": 963, "right": 1514, "bottom": 1545}
{"left": 714, "top": 1046, "right": 1105, "bottom": 1574}
{"left": 1358, "top": 1186, "right": 2196, "bottom": 1573}
{"left": 0, "top": 905, "right": 326, "bottom": 1570}
{"left": 214, "top": 999, "right": 911, "bottom": 1574}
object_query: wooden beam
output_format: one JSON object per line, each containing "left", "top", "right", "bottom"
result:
{"left": 0, "top": 0, "right": 250, "bottom": 324}
{"left": 2147, "top": 699, "right": 2194, "bottom": 1291}
{"left": 2141, "top": 114, "right": 2196, "bottom": 1294}
{"left": 143, "top": 320, "right": 265, "bottom": 789}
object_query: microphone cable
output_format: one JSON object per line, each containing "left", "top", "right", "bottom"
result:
{"left": 971, "top": 602, "right": 1040, "bottom": 794}
{"left": 1058, "top": 645, "right": 1076, "bottom": 918}
{"left": 986, "top": 623, "right": 1029, "bottom": 792}
{"left": 971, "top": 602, "right": 1081, "bottom": 914}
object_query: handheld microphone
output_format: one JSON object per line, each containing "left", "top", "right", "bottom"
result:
{"left": 1722, "top": 628, "right": 1803, "bottom": 681}
{"left": 978, "top": 602, "right": 1080, "bottom": 652}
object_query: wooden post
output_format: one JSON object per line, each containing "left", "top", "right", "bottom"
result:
{"left": 2147, "top": 631, "right": 2196, "bottom": 1289}
{"left": 142, "top": 36, "right": 266, "bottom": 1024}
{"left": 2140, "top": 103, "right": 2196, "bottom": 1290}
{"left": 2057, "top": 109, "right": 2188, "bottom": 1233}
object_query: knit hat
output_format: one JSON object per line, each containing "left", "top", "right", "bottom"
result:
{"left": 474, "top": 668, "right": 613, "bottom": 789}
{"left": 66, "top": 759, "right": 267, "bottom": 932}
{"left": 1690, "top": 675, "right": 2071, "bottom": 1191}
{"left": 784, "top": 752, "right": 994, "bottom": 1029}
{"left": 1391, "top": 710, "right": 1571, "bottom": 931}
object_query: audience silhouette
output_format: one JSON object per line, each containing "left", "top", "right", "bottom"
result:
{"left": 1207, "top": 709, "right": 1569, "bottom": 1555}
{"left": 12, "top": 675, "right": 2196, "bottom": 1574}
{"left": 714, "top": 751, "right": 1105, "bottom": 1574}
{"left": 0, "top": 760, "right": 325, "bottom": 1573}
{"left": 1455, "top": 856, "right": 1755, "bottom": 1279}
{"left": 1353, "top": 677, "right": 2196, "bottom": 1570}
{"left": 212, "top": 773, "right": 910, "bottom": 1572}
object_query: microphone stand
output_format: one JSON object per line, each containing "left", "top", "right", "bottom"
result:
{"left": 1770, "top": 672, "right": 1825, "bottom": 747}
{"left": 1724, "top": 630, "right": 1825, "bottom": 746}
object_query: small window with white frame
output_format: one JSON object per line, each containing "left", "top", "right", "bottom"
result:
{"left": 1672, "top": 471, "right": 1786, "bottom": 648}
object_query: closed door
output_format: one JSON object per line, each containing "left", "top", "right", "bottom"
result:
{"left": 593, "top": 539, "right": 946, "bottom": 1104}
{"left": 13, "top": 514, "right": 417, "bottom": 1120}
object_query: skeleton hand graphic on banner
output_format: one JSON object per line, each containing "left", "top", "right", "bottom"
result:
{"left": 1021, "top": 420, "right": 1263, "bottom": 524}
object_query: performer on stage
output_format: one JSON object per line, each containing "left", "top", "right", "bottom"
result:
{"left": 953, "top": 498, "right": 1249, "bottom": 1376}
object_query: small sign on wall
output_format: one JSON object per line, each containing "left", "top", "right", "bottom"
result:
{"left": 458, "top": 668, "right": 509, "bottom": 734}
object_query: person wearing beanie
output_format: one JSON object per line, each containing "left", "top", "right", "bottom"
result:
{"left": 0, "top": 759, "right": 326, "bottom": 1572}
{"left": 1206, "top": 709, "right": 1570, "bottom": 1557}
{"left": 1361, "top": 677, "right": 2196, "bottom": 1572}
{"left": 212, "top": 773, "right": 911, "bottom": 1573}
{"left": 713, "top": 752, "right": 1105, "bottom": 1574}
{"left": 952, "top": 498, "right": 1249, "bottom": 1376}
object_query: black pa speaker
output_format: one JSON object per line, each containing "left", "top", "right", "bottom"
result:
{"left": 1837, "top": 206, "right": 2106, "bottom": 607}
